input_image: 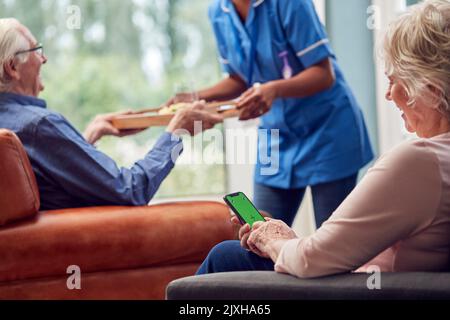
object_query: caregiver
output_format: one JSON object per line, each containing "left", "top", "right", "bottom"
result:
{"left": 171, "top": 0, "right": 374, "bottom": 228}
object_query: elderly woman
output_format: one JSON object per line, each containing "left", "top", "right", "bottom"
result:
{"left": 197, "top": 0, "right": 450, "bottom": 278}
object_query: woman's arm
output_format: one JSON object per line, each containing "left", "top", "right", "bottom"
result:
{"left": 272, "top": 141, "right": 441, "bottom": 278}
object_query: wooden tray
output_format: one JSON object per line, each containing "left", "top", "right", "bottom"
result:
{"left": 111, "top": 102, "right": 239, "bottom": 130}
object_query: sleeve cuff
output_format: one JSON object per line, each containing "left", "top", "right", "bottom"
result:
{"left": 297, "top": 40, "right": 333, "bottom": 69}
{"left": 274, "top": 238, "right": 301, "bottom": 274}
{"left": 153, "top": 132, "right": 182, "bottom": 151}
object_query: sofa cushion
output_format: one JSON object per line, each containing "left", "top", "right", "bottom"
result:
{"left": 0, "top": 263, "right": 200, "bottom": 300}
{"left": 0, "top": 129, "right": 40, "bottom": 226}
{"left": 166, "top": 271, "right": 450, "bottom": 300}
{"left": 0, "top": 201, "right": 233, "bottom": 283}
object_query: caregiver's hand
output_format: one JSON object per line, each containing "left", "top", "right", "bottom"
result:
{"left": 237, "top": 82, "right": 278, "bottom": 121}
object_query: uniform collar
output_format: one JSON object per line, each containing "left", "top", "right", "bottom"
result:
{"left": 0, "top": 92, "right": 47, "bottom": 109}
{"left": 221, "top": 0, "right": 265, "bottom": 13}
{"left": 223, "top": 0, "right": 261, "bottom": 29}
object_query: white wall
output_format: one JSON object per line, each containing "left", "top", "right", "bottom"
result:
{"left": 313, "top": 0, "right": 326, "bottom": 23}
{"left": 224, "top": 116, "right": 316, "bottom": 237}
{"left": 373, "top": 0, "right": 411, "bottom": 153}
{"left": 225, "top": 118, "right": 259, "bottom": 197}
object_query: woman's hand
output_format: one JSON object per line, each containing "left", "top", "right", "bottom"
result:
{"left": 237, "top": 82, "right": 278, "bottom": 121}
{"left": 245, "top": 219, "right": 297, "bottom": 262}
{"left": 231, "top": 210, "right": 278, "bottom": 259}
{"left": 83, "top": 110, "right": 145, "bottom": 145}
{"left": 231, "top": 215, "right": 268, "bottom": 257}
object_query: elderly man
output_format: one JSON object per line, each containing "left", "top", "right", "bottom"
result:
{"left": 0, "top": 18, "right": 222, "bottom": 210}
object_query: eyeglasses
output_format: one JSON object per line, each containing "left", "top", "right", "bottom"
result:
{"left": 15, "top": 43, "right": 44, "bottom": 57}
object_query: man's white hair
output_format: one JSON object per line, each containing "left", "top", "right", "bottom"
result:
{"left": 0, "top": 18, "right": 31, "bottom": 92}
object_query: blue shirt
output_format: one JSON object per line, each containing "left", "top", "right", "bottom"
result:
{"left": 0, "top": 93, "right": 183, "bottom": 210}
{"left": 209, "top": 0, "right": 374, "bottom": 188}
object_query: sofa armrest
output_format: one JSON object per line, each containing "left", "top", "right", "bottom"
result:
{"left": 166, "top": 271, "right": 450, "bottom": 300}
{"left": 0, "top": 201, "right": 233, "bottom": 283}
{"left": 0, "top": 129, "right": 40, "bottom": 226}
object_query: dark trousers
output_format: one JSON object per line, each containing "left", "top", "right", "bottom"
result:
{"left": 254, "top": 174, "right": 358, "bottom": 228}
{"left": 196, "top": 240, "right": 274, "bottom": 275}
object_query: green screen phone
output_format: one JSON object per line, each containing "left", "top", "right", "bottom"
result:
{"left": 224, "top": 192, "right": 266, "bottom": 227}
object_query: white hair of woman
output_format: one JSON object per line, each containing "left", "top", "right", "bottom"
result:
{"left": 384, "top": 0, "right": 450, "bottom": 119}
{"left": 0, "top": 18, "right": 32, "bottom": 92}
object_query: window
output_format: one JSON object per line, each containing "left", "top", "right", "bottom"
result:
{"left": 373, "top": 0, "right": 417, "bottom": 154}
{"left": 1, "top": 0, "right": 226, "bottom": 199}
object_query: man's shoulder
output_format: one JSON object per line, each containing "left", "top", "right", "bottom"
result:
{"left": 21, "top": 105, "right": 67, "bottom": 132}
{"left": 22, "top": 104, "right": 57, "bottom": 119}
{"left": 15, "top": 105, "right": 85, "bottom": 149}
{"left": 0, "top": 103, "right": 57, "bottom": 133}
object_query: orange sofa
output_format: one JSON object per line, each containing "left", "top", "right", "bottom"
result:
{"left": 0, "top": 129, "right": 234, "bottom": 300}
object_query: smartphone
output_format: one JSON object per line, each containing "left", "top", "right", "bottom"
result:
{"left": 224, "top": 192, "right": 266, "bottom": 227}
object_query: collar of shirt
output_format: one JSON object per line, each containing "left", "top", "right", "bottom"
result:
{"left": 0, "top": 92, "right": 47, "bottom": 109}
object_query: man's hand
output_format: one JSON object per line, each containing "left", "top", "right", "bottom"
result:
{"left": 237, "top": 82, "right": 278, "bottom": 121}
{"left": 83, "top": 110, "right": 145, "bottom": 145}
{"left": 166, "top": 101, "right": 223, "bottom": 136}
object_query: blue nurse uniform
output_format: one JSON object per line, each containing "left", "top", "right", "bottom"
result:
{"left": 209, "top": 0, "right": 374, "bottom": 226}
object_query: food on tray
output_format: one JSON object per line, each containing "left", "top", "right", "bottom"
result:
{"left": 111, "top": 100, "right": 239, "bottom": 130}
{"left": 158, "top": 102, "right": 192, "bottom": 115}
